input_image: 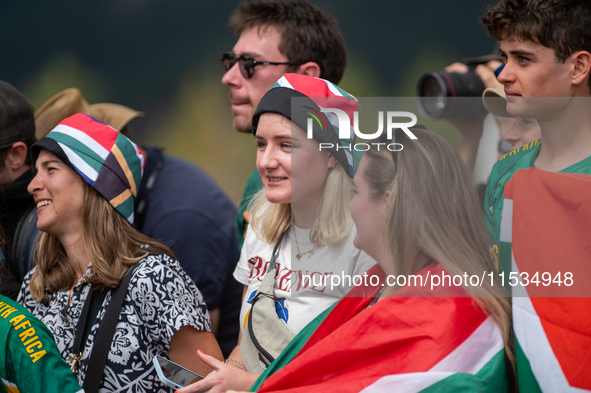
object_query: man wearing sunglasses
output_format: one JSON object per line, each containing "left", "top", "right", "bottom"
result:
{"left": 222, "top": 0, "right": 348, "bottom": 250}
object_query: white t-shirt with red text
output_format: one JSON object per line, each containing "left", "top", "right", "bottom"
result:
{"left": 233, "top": 224, "right": 376, "bottom": 337}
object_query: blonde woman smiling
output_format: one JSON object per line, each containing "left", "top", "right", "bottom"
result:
{"left": 181, "top": 75, "right": 375, "bottom": 393}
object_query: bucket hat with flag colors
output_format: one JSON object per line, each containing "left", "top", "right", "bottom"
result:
{"left": 252, "top": 73, "right": 358, "bottom": 177}
{"left": 31, "top": 113, "right": 144, "bottom": 225}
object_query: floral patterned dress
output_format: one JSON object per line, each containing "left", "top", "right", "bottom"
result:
{"left": 17, "top": 254, "right": 211, "bottom": 393}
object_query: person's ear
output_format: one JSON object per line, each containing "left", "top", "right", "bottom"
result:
{"left": 571, "top": 51, "right": 591, "bottom": 88}
{"left": 327, "top": 154, "right": 338, "bottom": 170}
{"left": 381, "top": 190, "right": 391, "bottom": 215}
{"left": 7, "top": 142, "right": 28, "bottom": 169}
{"left": 298, "top": 62, "right": 321, "bottom": 78}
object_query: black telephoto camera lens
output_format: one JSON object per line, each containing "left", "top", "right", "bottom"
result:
{"left": 416, "top": 71, "right": 487, "bottom": 119}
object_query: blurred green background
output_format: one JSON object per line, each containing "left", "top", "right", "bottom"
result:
{"left": 1, "top": 0, "right": 498, "bottom": 203}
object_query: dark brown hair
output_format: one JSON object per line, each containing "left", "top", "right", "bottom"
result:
{"left": 482, "top": 0, "right": 591, "bottom": 90}
{"left": 230, "top": 0, "right": 347, "bottom": 84}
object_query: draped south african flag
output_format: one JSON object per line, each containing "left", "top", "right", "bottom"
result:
{"left": 499, "top": 168, "right": 591, "bottom": 392}
{"left": 250, "top": 264, "right": 510, "bottom": 393}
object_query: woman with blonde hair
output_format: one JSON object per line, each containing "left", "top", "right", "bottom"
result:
{"left": 18, "top": 113, "right": 222, "bottom": 392}
{"left": 180, "top": 74, "right": 375, "bottom": 393}
{"left": 240, "top": 127, "right": 515, "bottom": 393}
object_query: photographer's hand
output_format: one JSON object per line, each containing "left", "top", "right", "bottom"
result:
{"left": 443, "top": 63, "right": 487, "bottom": 175}
{"left": 475, "top": 60, "right": 503, "bottom": 90}
{"left": 445, "top": 62, "right": 469, "bottom": 74}
{"left": 446, "top": 60, "right": 503, "bottom": 89}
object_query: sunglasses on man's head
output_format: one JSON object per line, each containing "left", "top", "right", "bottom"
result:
{"left": 221, "top": 52, "right": 303, "bottom": 79}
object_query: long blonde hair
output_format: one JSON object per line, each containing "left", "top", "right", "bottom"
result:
{"left": 30, "top": 182, "right": 175, "bottom": 303}
{"left": 248, "top": 159, "right": 353, "bottom": 246}
{"left": 363, "top": 127, "right": 515, "bottom": 372}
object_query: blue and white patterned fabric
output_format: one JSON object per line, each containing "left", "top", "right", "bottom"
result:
{"left": 17, "top": 254, "right": 210, "bottom": 393}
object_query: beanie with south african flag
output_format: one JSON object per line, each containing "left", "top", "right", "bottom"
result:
{"left": 252, "top": 73, "right": 358, "bottom": 177}
{"left": 31, "top": 113, "right": 144, "bottom": 225}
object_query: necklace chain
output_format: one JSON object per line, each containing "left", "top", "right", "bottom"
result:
{"left": 293, "top": 227, "right": 315, "bottom": 260}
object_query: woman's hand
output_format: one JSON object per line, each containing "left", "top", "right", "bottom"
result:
{"left": 177, "top": 350, "right": 258, "bottom": 393}
{"left": 169, "top": 326, "right": 223, "bottom": 377}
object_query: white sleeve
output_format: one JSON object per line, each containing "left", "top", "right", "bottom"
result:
{"left": 233, "top": 227, "right": 256, "bottom": 286}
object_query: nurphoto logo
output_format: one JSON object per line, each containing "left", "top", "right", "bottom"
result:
{"left": 305, "top": 108, "right": 419, "bottom": 152}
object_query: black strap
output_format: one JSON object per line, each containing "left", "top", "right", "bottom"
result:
{"left": 82, "top": 264, "right": 138, "bottom": 392}
{"left": 246, "top": 227, "right": 288, "bottom": 365}
{"left": 366, "top": 286, "right": 385, "bottom": 309}
{"left": 268, "top": 226, "right": 288, "bottom": 271}
{"left": 366, "top": 258, "right": 434, "bottom": 309}
{"left": 12, "top": 204, "right": 40, "bottom": 280}
{"left": 134, "top": 152, "right": 164, "bottom": 232}
{"left": 72, "top": 287, "right": 109, "bottom": 360}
